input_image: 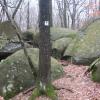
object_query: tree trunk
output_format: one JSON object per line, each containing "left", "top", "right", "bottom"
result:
{"left": 56, "top": 0, "right": 64, "bottom": 27}
{"left": 3, "top": 0, "right": 10, "bottom": 20}
{"left": 12, "top": 0, "right": 23, "bottom": 19}
{"left": 27, "top": 1, "right": 30, "bottom": 29}
{"left": 29, "top": 1, "right": 57, "bottom": 99}
{"left": 67, "top": 15, "right": 69, "bottom": 28}
{"left": 63, "top": 0, "right": 67, "bottom": 28}
{"left": 71, "top": 0, "right": 76, "bottom": 29}
{"left": 71, "top": 15, "right": 76, "bottom": 29}
{"left": 99, "top": 0, "right": 100, "bottom": 11}
{"left": 38, "top": 0, "right": 51, "bottom": 86}
{"left": 49, "top": 0, "right": 53, "bottom": 27}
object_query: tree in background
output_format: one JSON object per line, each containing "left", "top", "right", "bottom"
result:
{"left": 1, "top": 0, "right": 23, "bottom": 20}
{"left": 26, "top": 0, "right": 30, "bottom": 29}
{"left": 56, "top": 0, "right": 87, "bottom": 29}
{"left": 99, "top": 0, "right": 100, "bottom": 11}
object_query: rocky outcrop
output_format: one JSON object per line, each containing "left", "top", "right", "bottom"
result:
{"left": 0, "top": 48, "right": 63, "bottom": 98}
{"left": 64, "top": 19, "right": 100, "bottom": 65}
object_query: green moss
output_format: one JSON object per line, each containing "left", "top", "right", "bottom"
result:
{"left": 91, "top": 66, "right": 99, "bottom": 82}
{"left": 0, "top": 21, "right": 19, "bottom": 41}
{"left": 75, "top": 20, "right": 100, "bottom": 58}
{"left": 29, "top": 83, "right": 57, "bottom": 100}
{"left": 0, "top": 48, "right": 63, "bottom": 98}
{"left": 52, "top": 49, "right": 62, "bottom": 59}
{"left": 64, "top": 19, "right": 100, "bottom": 64}
{"left": 52, "top": 38, "right": 72, "bottom": 52}
{"left": 91, "top": 58, "right": 100, "bottom": 82}
{"left": 29, "top": 88, "right": 40, "bottom": 100}
{"left": 45, "top": 84, "right": 57, "bottom": 100}
{"left": 4, "top": 91, "right": 16, "bottom": 100}
{"left": 0, "top": 33, "right": 8, "bottom": 49}
{"left": 22, "top": 27, "right": 77, "bottom": 42}
{"left": 50, "top": 27, "right": 77, "bottom": 41}
{"left": 64, "top": 35, "right": 80, "bottom": 57}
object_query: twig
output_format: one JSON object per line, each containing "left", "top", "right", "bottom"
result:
{"left": 23, "top": 86, "right": 36, "bottom": 94}
{"left": 54, "top": 86, "right": 74, "bottom": 93}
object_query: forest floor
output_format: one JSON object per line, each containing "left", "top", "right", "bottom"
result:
{"left": 0, "top": 61, "right": 100, "bottom": 100}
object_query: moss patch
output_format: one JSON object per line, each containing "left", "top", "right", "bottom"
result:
{"left": 64, "top": 19, "right": 100, "bottom": 64}
{"left": 29, "top": 83, "right": 57, "bottom": 100}
{"left": 0, "top": 21, "right": 19, "bottom": 41}
{"left": 0, "top": 33, "right": 8, "bottom": 49}
{"left": 91, "top": 58, "right": 100, "bottom": 82}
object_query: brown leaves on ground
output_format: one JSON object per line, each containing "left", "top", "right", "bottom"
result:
{"left": 53, "top": 63, "right": 100, "bottom": 100}
{"left": 0, "top": 96, "right": 3, "bottom": 100}
{"left": 1, "top": 61, "right": 100, "bottom": 100}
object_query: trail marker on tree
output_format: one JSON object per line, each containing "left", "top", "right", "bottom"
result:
{"left": 30, "top": 0, "right": 57, "bottom": 99}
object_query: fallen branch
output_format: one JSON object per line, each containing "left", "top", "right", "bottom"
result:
{"left": 84, "top": 57, "right": 100, "bottom": 75}
{"left": 53, "top": 86, "right": 74, "bottom": 93}
{"left": 23, "top": 86, "right": 36, "bottom": 94}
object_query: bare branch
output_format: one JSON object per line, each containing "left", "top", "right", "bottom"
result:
{"left": 77, "top": 0, "right": 86, "bottom": 10}
{"left": 12, "top": 0, "right": 23, "bottom": 19}
{"left": 1, "top": 0, "right": 10, "bottom": 20}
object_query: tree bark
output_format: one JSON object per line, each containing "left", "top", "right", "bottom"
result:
{"left": 38, "top": 0, "right": 51, "bottom": 85}
{"left": 3, "top": 0, "right": 10, "bottom": 20}
{"left": 63, "top": 0, "right": 67, "bottom": 28}
{"left": 99, "top": 0, "right": 100, "bottom": 11}
{"left": 71, "top": 0, "right": 76, "bottom": 29}
{"left": 12, "top": 0, "right": 23, "bottom": 19}
{"left": 67, "top": 15, "right": 69, "bottom": 28}
{"left": 56, "top": 0, "right": 64, "bottom": 27}
{"left": 49, "top": 0, "right": 53, "bottom": 27}
{"left": 27, "top": 1, "right": 30, "bottom": 29}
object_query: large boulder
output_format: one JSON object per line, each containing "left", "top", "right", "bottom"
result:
{"left": 22, "top": 28, "right": 39, "bottom": 46}
{"left": 0, "top": 33, "right": 30, "bottom": 61}
{"left": 0, "top": 34, "right": 10, "bottom": 61}
{"left": 22, "top": 27, "right": 77, "bottom": 44}
{"left": 64, "top": 19, "right": 100, "bottom": 65}
{"left": 52, "top": 37, "right": 72, "bottom": 59}
{"left": 50, "top": 28, "right": 77, "bottom": 41}
{"left": 0, "top": 42, "right": 31, "bottom": 61}
{"left": 0, "top": 48, "right": 63, "bottom": 98}
{"left": 0, "top": 21, "right": 30, "bottom": 61}
{"left": 22, "top": 27, "right": 77, "bottom": 58}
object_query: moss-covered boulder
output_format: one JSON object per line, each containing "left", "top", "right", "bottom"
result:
{"left": 52, "top": 37, "right": 72, "bottom": 59}
{"left": 90, "top": 58, "right": 100, "bottom": 82}
{"left": 0, "top": 42, "right": 31, "bottom": 61}
{"left": 0, "top": 48, "right": 63, "bottom": 98}
{"left": 22, "top": 27, "right": 77, "bottom": 59}
{"left": 0, "top": 33, "right": 30, "bottom": 61}
{"left": 22, "top": 28, "right": 39, "bottom": 47}
{"left": 64, "top": 19, "right": 100, "bottom": 65}
{"left": 50, "top": 27, "right": 77, "bottom": 41}
{"left": 0, "top": 21, "right": 19, "bottom": 41}
{"left": 22, "top": 27, "right": 77, "bottom": 43}
{"left": 0, "top": 33, "right": 8, "bottom": 50}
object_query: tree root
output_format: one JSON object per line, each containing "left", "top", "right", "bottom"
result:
{"left": 29, "top": 84, "right": 58, "bottom": 100}
{"left": 53, "top": 86, "right": 74, "bottom": 93}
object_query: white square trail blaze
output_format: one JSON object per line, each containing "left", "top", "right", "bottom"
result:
{"left": 44, "top": 21, "right": 49, "bottom": 26}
